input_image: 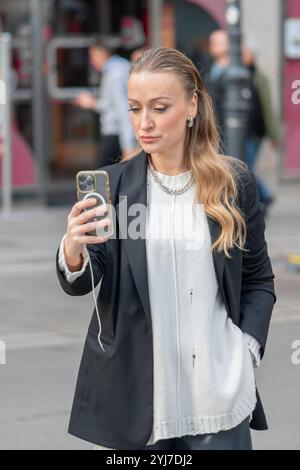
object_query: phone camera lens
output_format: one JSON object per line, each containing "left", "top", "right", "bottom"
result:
{"left": 86, "top": 174, "right": 94, "bottom": 188}
{"left": 78, "top": 174, "right": 86, "bottom": 189}
{"left": 79, "top": 173, "right": 95, "bottom": 191}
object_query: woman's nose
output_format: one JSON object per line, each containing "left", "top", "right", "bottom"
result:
{"left": 140, "top": 111, "right": 153, "bottom": 130}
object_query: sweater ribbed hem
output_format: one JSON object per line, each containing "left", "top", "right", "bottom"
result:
{"left": 94, "top": 392, "right": 257, "bottom": 450}
{"left": 93, "top": 392, "right": 257, "bottom": 450}
{"left": 147, "top": 391, "right": 257, "bottom": 445}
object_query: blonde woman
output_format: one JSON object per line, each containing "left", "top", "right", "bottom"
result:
{"left": 56, "top": 47, "right": 276, "bottom": 450}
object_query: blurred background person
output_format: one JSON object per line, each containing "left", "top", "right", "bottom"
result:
{"left": 207, "top": 31, "right": 276, "bottom": 217}
{"left": 120, "top": 15, "right": 147, "bottom": 61}
{"left": 186, "top": 36, "right": 212, "bottom": 86}
{"left": 206, "top": 29, "right": 230, "bottom": 150}
{"left": 242, "top": 39, "right": 277, "bottom": 216}
{"left": 74, "top": 35, "right": 137, "bottom": 167}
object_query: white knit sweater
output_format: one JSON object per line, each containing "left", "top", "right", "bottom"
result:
{"left": 58, "top": 168, "right": 261, "bottom": 449}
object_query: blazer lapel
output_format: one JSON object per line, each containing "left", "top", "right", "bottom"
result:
{"left": 207, "top": 216, "right": 227, "bottom": 312}
{"left": 116, "top": 150, "right": 227, "bottom": 327}
{"left": 116, "top": 151, "right": 152, "bottom": 328}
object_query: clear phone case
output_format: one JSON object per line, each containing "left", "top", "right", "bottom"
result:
{"left": 76, "top": 170, "right": 113, "bottom": 238}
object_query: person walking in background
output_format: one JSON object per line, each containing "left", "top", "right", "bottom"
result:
{"left": 74, "top": 36, "right": 137, "bottom": 167}
{"left": 242, "top": 40, "right": 277, "bottom": 216}
{"left": 186, "top": 36, "right": 212, "bottom": 86}
{"left": 206, "top": 30, "right": 230, "bottom": 150}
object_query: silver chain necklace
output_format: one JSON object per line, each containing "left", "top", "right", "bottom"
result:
{"left": 148, "top": 160, "right": 195, "bottom": 195}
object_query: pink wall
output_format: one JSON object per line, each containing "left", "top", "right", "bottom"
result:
{"left": 187, "top": 0, "right": 226, "bottom": 28}
{"left": 0, "top": 123, "right": 36, "bottom": 188}
{"left": 283, "top": 0, "right": 300, "bottom": 175}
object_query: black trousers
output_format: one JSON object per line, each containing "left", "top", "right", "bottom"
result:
{"left": 100, "top": 135, "right": 122, "bottom": 167}
{"left": 141, "top": 417, "right": 252, "bottom": 450}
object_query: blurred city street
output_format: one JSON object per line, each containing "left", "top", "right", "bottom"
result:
{"left": 0, "top": 144, "right": 299, "bottom": 450}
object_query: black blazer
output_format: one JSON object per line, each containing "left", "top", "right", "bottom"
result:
{"left": 56, "top": 150, "right": 276, "bottom": 450}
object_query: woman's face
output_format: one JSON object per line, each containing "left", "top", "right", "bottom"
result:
{"left": 128, "top": 71, "right": 197, "bottom": 154}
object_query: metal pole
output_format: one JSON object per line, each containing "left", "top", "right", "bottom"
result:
{"left": 149, "top": 0, "right": 162, "bottom": 48}
{"left": 0, "top": 33, "right": 12, "bottom": 214}
{"left": 98, "top": 0, "right": 111, "bottom": 35}
{"left": 224, "top": 0, "right": 251, "bottom": 160}
{"left": 30, "top": 0, "right": 47, "bottom": 203}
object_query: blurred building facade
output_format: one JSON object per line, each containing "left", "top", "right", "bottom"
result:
{"left": 0, "top": 0, "right": 299, "bottom": 204}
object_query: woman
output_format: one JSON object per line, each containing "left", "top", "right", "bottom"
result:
{"left": 56, "top": 47, "right": 276, "bottom": 450}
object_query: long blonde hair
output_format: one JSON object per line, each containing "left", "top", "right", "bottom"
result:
{"left": 124, "top": 47, "right": 248, "bottom": 258}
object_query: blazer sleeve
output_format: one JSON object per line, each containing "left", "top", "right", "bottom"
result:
{"left": 58, "top": 234, "right": 90, "bottom": 283}
{"left": 238, "top": 167, "right": 276, "bottom": 359}
{"left": 56, "top": 240, "right": 107, "bottom": 297}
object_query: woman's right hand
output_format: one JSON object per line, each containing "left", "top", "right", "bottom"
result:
{"left": 64, "top": 198, "right": 111, "bottom": 271}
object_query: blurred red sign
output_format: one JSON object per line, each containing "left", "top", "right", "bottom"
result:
{"left": 0, "top": 122, "right": 36, "bottom": 187}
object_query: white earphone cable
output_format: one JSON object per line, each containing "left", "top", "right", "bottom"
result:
{"left": 87, "top": 250, "right": 105, "bottom": 352}
{"left": 82, "top": 193, "right": 109, "bottom": 352}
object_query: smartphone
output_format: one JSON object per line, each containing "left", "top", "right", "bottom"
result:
{"left": 76, "top": 170, "right": 114, "bottom": 238}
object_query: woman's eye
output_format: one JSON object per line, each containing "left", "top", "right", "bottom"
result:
{"left": 128, "top": 107, "right": 167, "bottom": 113}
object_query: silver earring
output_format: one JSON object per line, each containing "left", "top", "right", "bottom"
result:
{"left": 187, "top": 116, "right": 194, "bottom": 128}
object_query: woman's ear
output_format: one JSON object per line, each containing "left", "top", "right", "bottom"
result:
{"left": 190, "top": 92, "right": 198, "bottom": 119}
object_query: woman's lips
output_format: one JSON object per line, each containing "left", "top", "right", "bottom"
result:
{"left": 140, "top": 136, "right": 159, "bottom": 143}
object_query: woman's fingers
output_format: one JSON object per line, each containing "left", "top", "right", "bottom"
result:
{"left": 66, "top": 199, "right": 111, "bottom": 254}
{"left": 73, "top": 234, "right": 110, "bottom": 245}
{"left": 75, "top": 204, "right": 108, "bottom": 226}
{"left": 68, "top": 198, "right": 98, "bottom": 219}
{"left": 72, "top": 218, "right": 111, "bottom": 236}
